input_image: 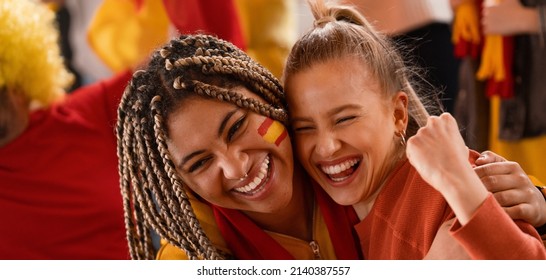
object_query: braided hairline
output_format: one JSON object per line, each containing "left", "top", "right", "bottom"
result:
{"left": 169, "top": 55, "right": 284, "bottom": 109}
{"left": 211, "top": 47, "right": 285, "bottom": 99}
{"left": 185, "top": 81, "right": 288, "bottom": 123}
{"left": 163, "top": 35, "right": 287, "bottom": 123}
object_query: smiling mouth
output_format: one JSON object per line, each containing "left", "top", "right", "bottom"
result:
{"left": 320, "top": 158, "right": 360, "bottom": 182}
{"left": 233, "top": 155, "right": 271, "bottom": 195}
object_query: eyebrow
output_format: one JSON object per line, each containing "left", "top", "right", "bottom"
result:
{"left": 180, "top": 150, "right": 205, "bottom": 168}
{"left": 178, "top": 108, "right": 239, "bottom": 169}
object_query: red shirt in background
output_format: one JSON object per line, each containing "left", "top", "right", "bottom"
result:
{"left": 0, "top": 71, "right": 132, "bottom": 259}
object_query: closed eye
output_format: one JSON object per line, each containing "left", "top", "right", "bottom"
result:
{"left": 335, "top": 116, "right": 356, "bottom": 124}
{"left": 188, "top": 155, "right": 213, "bottom": 173}
{"left": 293, "top": 125, "right": 315, "bottom": 133}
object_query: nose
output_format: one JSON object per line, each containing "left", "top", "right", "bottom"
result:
{"left": 218, "top": 150, "right": 250, "bottom": 181}
{"left": 314, "top": 130, "right": 340, "bottom": 158}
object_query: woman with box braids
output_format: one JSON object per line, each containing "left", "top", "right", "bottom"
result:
{"left": 117, "top": 34, "right": 287, "bottom": 259}
{"left": 116, "top": 34, "right": 361, "bottom": 260}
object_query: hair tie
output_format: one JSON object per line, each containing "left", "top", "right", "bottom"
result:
{"left": 314, "top": 16, "right": 336, "bottom": 27}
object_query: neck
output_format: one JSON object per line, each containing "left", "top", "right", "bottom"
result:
{"left": 353, "top": 150, "right": 407, "bottom": 220}
{"left": 0, "top": 89, "right": 31, "bottom": 147}
{"left": 247, "top": 164, "right": 313, "bottom": 241}
{"left": 352, "top": 189, "right": 381, "bottom": 220}
{"left": 0, "top": 116, "right": 29, "bottom": 147}
{"left": 0, "top": 111, "right": 30, "bottom": 148}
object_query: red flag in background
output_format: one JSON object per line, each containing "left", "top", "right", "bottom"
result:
{"left": 162, "top": 0, "right": 246, "bottom": 50}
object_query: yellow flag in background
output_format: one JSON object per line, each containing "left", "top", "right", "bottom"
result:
{"left": 234, "top": 0, "right": 296, "bottom": 79}
{"left": 87, "top": 0, "right": 169, "bottom": 72}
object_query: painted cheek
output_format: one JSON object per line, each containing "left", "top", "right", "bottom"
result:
{"left": 257, "top": 117, "right": 288, "bottom": 146}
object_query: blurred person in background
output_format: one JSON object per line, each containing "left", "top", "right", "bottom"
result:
{"left": 0, "top": 0, "right": 131, "bottom": 259}
{"left": 451, "top": 0, "right": 546, "bottom": 184}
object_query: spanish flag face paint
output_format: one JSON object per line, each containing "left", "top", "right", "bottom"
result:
{"left": 257, "top": 118, "right": 288, "bottom": 146}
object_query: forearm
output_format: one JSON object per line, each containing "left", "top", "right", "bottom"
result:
{"left": 450, "top": 195, "right": 546, "bottom": 259}
{"left": 439, "top": 164, "right": 489, "bottom": 226}
{"left": 483, "top": 2, "right": 545, "bottom": 36}
{"left": 514, "top": 6, "right": 541, "bottom": 34}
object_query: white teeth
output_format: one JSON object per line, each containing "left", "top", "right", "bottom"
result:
{"left": 331, "top": 176, "right": 347, "bottom": 182}
{"left": 320, "top": 159, "right": 358, "bottom": 175}
{"left": 234, "top": 156, "right": 270, "bottom": 194}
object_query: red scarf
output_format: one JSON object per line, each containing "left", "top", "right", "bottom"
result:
{"left": 314, "top": 182, "right": 361, "bottom": 259}
{"left": 212, "top": 183, "right": 361, "bottom": 260}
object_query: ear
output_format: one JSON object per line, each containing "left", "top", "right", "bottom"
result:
{"left": 392, "top": 91, "right": 408, "bottom": 132}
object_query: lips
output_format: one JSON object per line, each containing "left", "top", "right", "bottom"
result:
{"left": 319, "top": 157, "right": 361, "bottom": 183}
{"left": 233, "top": 154, "right": 271, "bottom": 195}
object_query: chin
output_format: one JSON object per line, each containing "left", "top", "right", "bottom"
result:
{"left": 325, "top": 189, "right": 359, "bottom": 206}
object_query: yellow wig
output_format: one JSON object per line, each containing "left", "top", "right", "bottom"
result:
{"left": 0, "top": 0, "right": 73, "bottom": 107}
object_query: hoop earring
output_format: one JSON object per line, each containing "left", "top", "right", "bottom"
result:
{"left": 397, "top": 130, "right": 406, "bottom": 147}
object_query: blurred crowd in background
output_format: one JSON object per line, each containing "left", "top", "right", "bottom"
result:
{"left": 1, "top": 0, "right": 545, "bottom": 259}
{"left": 47, "top": 0, "right": 545, "bottom": 182}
